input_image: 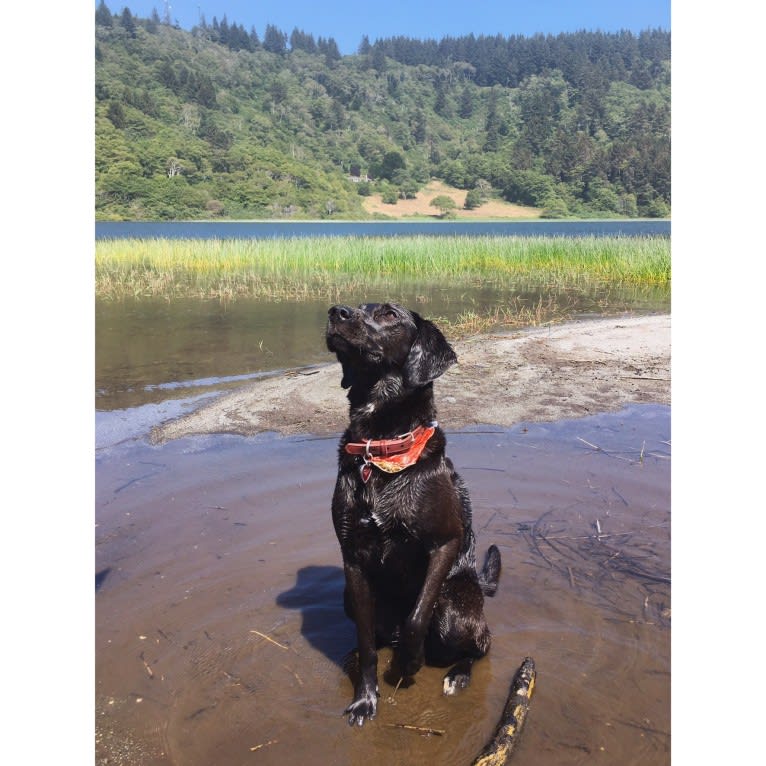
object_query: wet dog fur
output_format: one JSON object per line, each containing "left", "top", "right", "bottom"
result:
{"left": 326, "top": 302, "right": 501, "bottom": 726}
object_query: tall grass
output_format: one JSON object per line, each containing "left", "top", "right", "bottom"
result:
{"left": 95, "top": 235, "right": 670, "bottom": 301}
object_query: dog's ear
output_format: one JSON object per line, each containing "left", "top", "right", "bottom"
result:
{"left": 403, "top": 313, "right": 457, "bottom": 387}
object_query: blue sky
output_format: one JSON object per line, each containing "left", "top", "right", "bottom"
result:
{"left": 99, "top": 1, "right": 670, "bottom": 55}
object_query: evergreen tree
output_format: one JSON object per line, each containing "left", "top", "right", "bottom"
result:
{"left": 434, "top": 81, "right": 450, "bottom": 117}
{"left": 459, "top": 85, "right": 474, "bottom": 118}
{"left": 324, "top": 37, "right": 342, "bottom": 64}
{"left": 290, "top": 28, "right": 317, "bottom": 54}
{"left": 107, "top": 101, "right": 126, "bottom": 128}
{"left": 95, "top": 1, "right": 113, "bottom": 28}
{"left": 120, "top": 7, "right": 137, "bottom": 38}
{"left": 484, "top": 88, "right": 501, "bottom": 151}
{"left": 371, "top": 42, "right": 387, "bottom": 72}
{"left": 146, "top": 8, "right": 160, "bottom": 33}
{"left": 219, "top": 15, "right": 230, "bottom": 46}
{"left": 264, "top": 24, "right": 288, "bottom": 54}
{"left": 412, "top": 109, "right": 427, "bottom": 144}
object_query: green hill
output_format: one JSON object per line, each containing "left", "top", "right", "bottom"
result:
{"left": 95, "top": 4, "right": 670, "bottom": 220}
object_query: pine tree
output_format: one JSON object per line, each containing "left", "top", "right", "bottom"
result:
{"left": 95, "top": 1, "right": 112, "bottom": 28}
{"left": 459, "top": 85, "right": 474, "bottom": 118}
{"left": 264, "top": 24, "right": 288, "bottom": 54}
{"left": 324, "top": 37, "right": 341, "bottom": 63}
{"left": 412, "top": 109, "right": 427, "bottom": 143}
{"left": 120, "top": 7, "right": 137, "bottom": 38}
{"left": 434, "top": 81, "right": 450, "bottom": 117}
{"left": 484, "top": 88, "right": 501, "bottom": 151}
{"left": 146, "top": 8, "right": 160, "bottom": 33}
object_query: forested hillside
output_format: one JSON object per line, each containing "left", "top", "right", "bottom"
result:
{"left": 95, "top": 3, "right": 670, "bottom": 220}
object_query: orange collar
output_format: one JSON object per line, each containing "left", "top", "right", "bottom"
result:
{"left": 345, "top": 423, "right": 437, "bottom": 483}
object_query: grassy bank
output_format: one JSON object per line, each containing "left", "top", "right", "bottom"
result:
{"left": 96, "top": 235, "right": 670, "bottom": 302}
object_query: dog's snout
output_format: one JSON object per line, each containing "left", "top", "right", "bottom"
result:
{"left": 329, "top": 305, "right": 354, "bottom": 321}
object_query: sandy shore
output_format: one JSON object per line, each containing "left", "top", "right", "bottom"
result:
{"left": 151, "top": 314, "right": 670, "bottom": 443}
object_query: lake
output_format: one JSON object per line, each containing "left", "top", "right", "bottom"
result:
{"left": 96, "top": 281, "right": 670, "bottom": 417}
{"left": 95, "top": 219, "right": 670, "bottom": 240}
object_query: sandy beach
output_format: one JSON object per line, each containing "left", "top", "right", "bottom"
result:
{"left": 151, "top": 314, "right": 670, "bottom": 443}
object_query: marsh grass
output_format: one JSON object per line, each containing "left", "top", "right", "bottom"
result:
{"left": 432, "top": 295, "right": 577, "bottom": 338}
{"left": 96, "top": 235, "right": 670, "bottom": 302}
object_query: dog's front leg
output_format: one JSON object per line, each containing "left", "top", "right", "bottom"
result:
{"left": 343, "top": 562, "right": 379, "bottom": 726}
{"left": 399, "top": 538, "right": 460, "bottom": 678}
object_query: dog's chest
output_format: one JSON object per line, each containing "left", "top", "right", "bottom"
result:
{"left": 350, "top": 480, "right": 422, "bottom": 562}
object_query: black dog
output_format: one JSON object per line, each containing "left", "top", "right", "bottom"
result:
{"left": 326, "top": 302, "right": 501, "bottom": 726}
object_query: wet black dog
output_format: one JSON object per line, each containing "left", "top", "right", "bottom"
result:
{"left": 326, "top": 302, "right": 501, "bottom": 726}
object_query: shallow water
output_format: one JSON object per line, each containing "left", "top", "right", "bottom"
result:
{"left": 95, "top": 404, "right": 670, "bottom": 765}
{"left": 96, "top": 283, "right": 669, "bottom": 412}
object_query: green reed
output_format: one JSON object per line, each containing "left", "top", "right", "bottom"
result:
{"left": 95, "top": 235, "right": 670, "bottom": 301}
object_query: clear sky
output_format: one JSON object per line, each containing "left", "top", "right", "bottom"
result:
{"left": 99, "top": 1, "right": 670, "bottom": 55}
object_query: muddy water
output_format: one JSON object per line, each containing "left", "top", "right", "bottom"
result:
{"left": 96, "top": 283, "right": 669, "bottom": 411}
{"left": 95, "top": 405, "right": 670, "bottom": 765}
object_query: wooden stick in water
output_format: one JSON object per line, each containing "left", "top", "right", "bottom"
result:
{"left": 471, "top": 657, "right": 536, "bottom": 765}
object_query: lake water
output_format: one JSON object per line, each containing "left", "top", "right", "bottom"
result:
{"left": 95, "top": 219, "right": 670, "bottom": 240}
{"left": 96, "top": 405, "right": 670, "bottom": 765}
{"left": 96, "top": 282, "right": 670, "bottom": 415}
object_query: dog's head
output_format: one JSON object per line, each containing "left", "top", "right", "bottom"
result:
{"left": 326, "top": 302, "right": 457, "bottom": 389}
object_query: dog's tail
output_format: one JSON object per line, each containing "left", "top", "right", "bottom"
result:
{"left": 471, "top": 657, "right": 536, "bottom": 765}
{"left": 478, "top": 544, "right": 501, "bottom": 597}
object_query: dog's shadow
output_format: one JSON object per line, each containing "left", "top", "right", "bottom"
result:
{"left": 276, "top": 565, "right": 355, "bottom": 667}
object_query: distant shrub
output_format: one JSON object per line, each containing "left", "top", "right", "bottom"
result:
{"left": 464, "top": 189, "right": 483, "bottom": 210}
{"left": 541, "top": 197, "right": 569, "bottom": 219}
{"left": 399, "top": 181, "right": 419, "bottom": 199}
{"left": 381, "top": 188, "right": 398, "bottom": 204}
{"left": 430, "top": 195, "right": 457, "bottom": 217}
{"left": 646, "top": 197, "right": 670, "bottom": 218}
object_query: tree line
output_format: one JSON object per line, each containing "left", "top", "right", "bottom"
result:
{"left": 95, "top": 2, "right": 670, "bottom": 220}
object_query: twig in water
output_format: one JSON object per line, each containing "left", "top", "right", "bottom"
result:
{"left": 611, "top": 486, "right": 629, "bottom": 507}
{"left": 283, "top": 665, "right": 303, "bottom": 686}
{"left": 386, "top": 676, "right": 405, "bottom": 704}
{"left": 577, "top": 437, "right": 602, "bottom": 451}
{"left": 139, "top": 653, "right": 154, "bottom": 679}
{"left": 250, "top": 739, "right": 278, "bottom": 752}
{"left": 250, "top": 630, "right": 288, "bottom": 650}
{"left": 384, "top": 723, "right": 445, "bottom": 737}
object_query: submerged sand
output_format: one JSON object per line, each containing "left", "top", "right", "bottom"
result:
{"left": 151, "top": 314, "right": 670, "bottom": 443}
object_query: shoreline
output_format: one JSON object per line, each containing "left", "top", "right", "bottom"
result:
{"left": 151, "top": 313, "right": 671, "bottom": 444}
{"left": 95, "top": 216, "right": 670, "bottom": 224}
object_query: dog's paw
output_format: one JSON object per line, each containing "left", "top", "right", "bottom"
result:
{"left": 442, "top": 658, "right": 475, "bottom": 696}
{"left": 344, "top": 687, "right": 379, "bottom": 726}
{"left": 442, "top": 671, "right": 470, "bottom": 696}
